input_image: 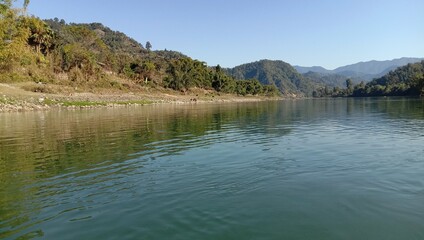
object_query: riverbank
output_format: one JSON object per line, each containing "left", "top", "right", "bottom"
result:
{"left": 0, "top": 82, "right": 283, "bottom": 112}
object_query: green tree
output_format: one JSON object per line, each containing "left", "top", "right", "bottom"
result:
{"left": 0, "top": 0, "right": 12, "bottom": 15}
{"left": 141, "top": 61, "right": 155, "bottom": 83}
{"left": 21, "top": 17, "right": 54, "bottom": 54}
{"left": 145, "top": 41, "right": 152, "bottom": 51}
{"left": 346, "top": 78, "right": 353, "bottom": 90}
{"left": 0, "top": 1, "right": 34, "bottom": 72}
{"left": 164, "top": 58, "right": 201, "bottom": 90}
{"left": 23, "top": 0, "right": 29, "bottom": 11}
{"left": 245, "top": 79, "right": 263, "bottom": 95}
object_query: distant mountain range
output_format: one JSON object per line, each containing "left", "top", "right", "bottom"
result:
{"left": 294, "top": 57, "right": 424, "bottom": 81}
{"left": 225, "top": 58, "right": 423, "bottom": 95}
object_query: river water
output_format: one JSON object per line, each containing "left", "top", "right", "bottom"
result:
{"left": 1, "top": 98, "right": 424, "bottom": 239}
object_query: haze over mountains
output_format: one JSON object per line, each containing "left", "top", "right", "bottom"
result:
{"left": 294, "top": 57, "right": 424, "bottom": 81}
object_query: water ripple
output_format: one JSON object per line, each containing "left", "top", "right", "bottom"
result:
{"left": 2, "top": 99, "right": 424, "bottom": 239}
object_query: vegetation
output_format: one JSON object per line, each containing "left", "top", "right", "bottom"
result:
{"left": 359, "top": 61, "right": 423, "bottom": 96}
{"left": 346, "top": 61, "right": 424, "bottom": 97}
{"left": 226, "top": 60, "right": 319, "bottom": 96}
{"left": 303, "top": 71, "right": 361, "bottom": 88}
{"left": 2, "top": 1, "right": 421, "bottom": 99}
{"left": 309, "top": 61, "right": 424, "bottom": 98}
{"left": 0, "top": 1, "right": 279, "bottom": 97}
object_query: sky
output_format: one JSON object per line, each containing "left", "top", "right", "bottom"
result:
{"left": 21, "top": 0, "right": 424, "bottom": 69}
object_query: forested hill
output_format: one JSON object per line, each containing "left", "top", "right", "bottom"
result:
{"left": 0, "top": 2, "right": 279, "bottom": 97}
{"left": 302, "top": 71, "right": 360, "bottom": 88}
{"left": 45, "top": 20, "right": 146, "bottom": 56}
{"left": 350, "top": 61, "right": 424, "bottom": 97}
{"left": 226, "top": 60, "right": 319, "bottom": 96}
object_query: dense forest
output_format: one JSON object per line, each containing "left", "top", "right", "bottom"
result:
{"left": 350, "top": 61, "right": 424, "bottom": 97}
{"left": 302, "top": 71, "right": 361, "bottom": 88}
{"left": 226, "top": 60, "right": 319, "bottom": 97}
{"left": 309, "top": 61, "right": 424, "bottom": 98}
{"left": 0, "top": 1, "right": 279, "bottom": 96}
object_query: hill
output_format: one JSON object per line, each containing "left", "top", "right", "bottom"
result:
{"left": 351, "top": 61, "right": 424, "bottom": 96}
{"left": 334, "top": 57, "right": 424, "bottom": 76}
{"left": 295, "top": 57, "right": 424, "bottom": 81}
{"left": 0, "top": 3, "right": 279, "bottom": 98}
{"left": 294, "top": 66, "right": 331, "bottom": 74}
{"left": 45, "top": 20, "right": 150, "bottom": 57}
{"left": 226, "top": 60, "right": 318, "bottom": 96}
{"left": 302, "top": 71, "right": 361, "bottom": 88}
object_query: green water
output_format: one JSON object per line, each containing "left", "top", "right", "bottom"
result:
{"left": 1, "top": 98, "right": 424, "bottom": 239}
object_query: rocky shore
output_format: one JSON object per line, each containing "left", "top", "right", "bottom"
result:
{"left": 0, "top": 83, "right": 281, "bottom": 112}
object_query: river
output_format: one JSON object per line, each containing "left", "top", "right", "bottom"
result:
{"left": 1, "top": 98, "right": 424, "bottom": 239}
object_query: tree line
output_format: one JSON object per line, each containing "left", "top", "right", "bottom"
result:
{"left": 311, "top": 61, "right": 424, "bottom": 98}
{"left": 0, "top": 0, "right": 279, "bottom": 96}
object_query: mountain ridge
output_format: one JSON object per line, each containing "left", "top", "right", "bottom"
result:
{"left": 350, "top": 60, "right": 424, "bottom": 97}
{"left": 294, "top": 57, "right": 424, "bottom": 81}
{"left": 225, "top": 59, "right": 319, "bottom": 96}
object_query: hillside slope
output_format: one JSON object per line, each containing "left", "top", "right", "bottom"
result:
{"left": 0, "top": 3, "right": 279, "bottom": 98}
{"left": 226, "top": 60, "right": 318, "bottom": 96}
{"left": 351, "top": 61, "right": 424, "bottom": 96}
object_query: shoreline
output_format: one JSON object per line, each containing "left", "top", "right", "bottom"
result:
{"left": 0, "top": 83, "right": 283, "bottom": 112}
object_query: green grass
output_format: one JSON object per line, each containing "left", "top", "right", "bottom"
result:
{"left": 42, "top": 99, "right": 153, "bottom": 107}
{"left": 111, "top": 100, "right": 153, "bottom": 105}
{"left": 0, "top": 97, "right": 15, "bottom": 104}
{"left": 61, "top": 101, "right": 107, "bottom": 107}
{"left": 42, "top": 99, "right": 106, "bottom": 106}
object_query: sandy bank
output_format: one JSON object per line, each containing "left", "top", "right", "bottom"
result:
{"left": 0, "top": 83, "right": 283, "bottom": 112}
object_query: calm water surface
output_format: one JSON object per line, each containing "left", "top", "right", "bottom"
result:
{"left": 1, "top": 98, "right": 424, "bottom": 239}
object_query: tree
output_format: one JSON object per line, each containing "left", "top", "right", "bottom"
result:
{"left": 23, "top": 0, "right": 29, "bottom": 11}
{"left": 22, "top": 17, "right": 54, "bottom": 54}
{"left": 246, "top": 79, "right": 263, "bottom": 95}
{"left": 345, "top": 78, "right": 354, "bottom": 95}
{"left": 0, "top": 0, "right": 34, "bottom": 72}
{"left": 346, "top": 78, "right": 353, "bottom": 89}
{"left": 0, "top": 0, "right": 29, "bottom": 14}
{"left": 145, "top": 41, "right": 152, "bottom": 51}
{"left": 0, "top": 0, "right": 12, "bottom": 15}
{"left": 215, "top": 64, "right": 221, "bottom": 73}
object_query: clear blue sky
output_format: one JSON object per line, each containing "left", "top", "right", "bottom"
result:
{"left": 22, "top": 0, "right": 424, "bottom": 69}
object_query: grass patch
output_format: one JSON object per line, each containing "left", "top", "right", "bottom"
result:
{"left": 111, "top": 100, "right": 153, "bottom": 105}
{"left": 43, "top": 99, "right": 153, "bottom": 107}
{"left": 0, "top": 97, "right": 15, "bottom": 104}
{"left": 61, "top": 101, "right": 107, "bottom": 107}
{"left": 43, "top": 99, "right": 106, "bottom": 107}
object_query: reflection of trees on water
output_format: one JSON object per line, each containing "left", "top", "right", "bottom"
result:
{"left": 0, "top": 103, "right": 295, "bottom": 180}
{"left": 372, "top": 97, "right": 424, "bottom": 120}
{"left": 2, "top": 98, "right": 422, "bottom": 238}
{"left": 0, "top": 102, "right": 295, "bottom": 238}
{"left": 3, "top": 98, "right": 421, "bottom": 186}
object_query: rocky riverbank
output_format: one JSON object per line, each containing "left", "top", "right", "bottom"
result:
{"left": 0, "top": 83, "right": 282, "bottom": 112}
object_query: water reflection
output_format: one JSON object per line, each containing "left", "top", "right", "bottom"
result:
{"left": 1, "top": 98, "right": 424, "bottom": 239}
{"left": 0, "top": 102, "right": 293, "bottom": 238}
